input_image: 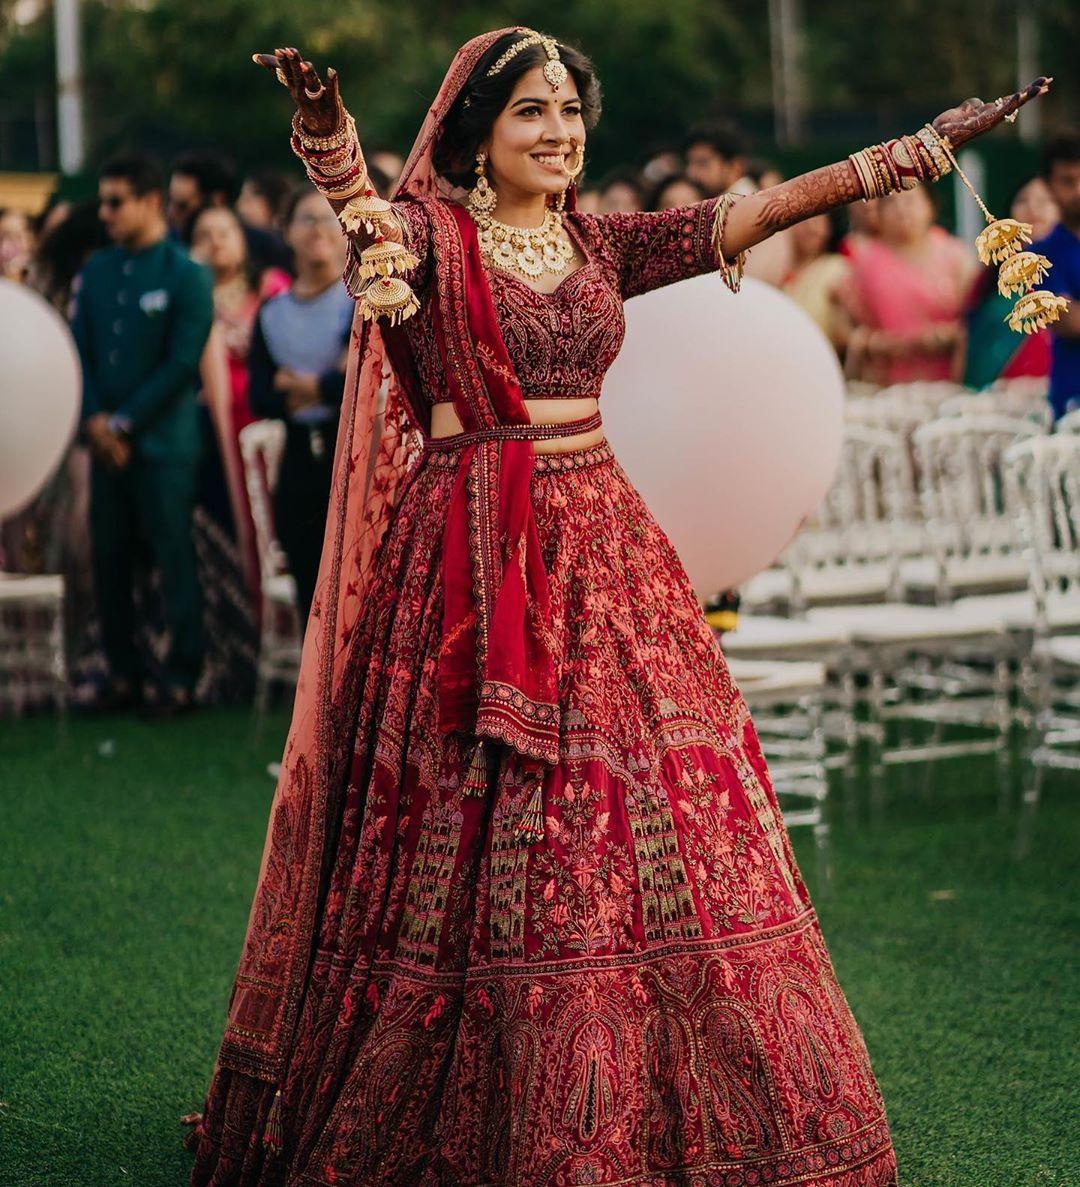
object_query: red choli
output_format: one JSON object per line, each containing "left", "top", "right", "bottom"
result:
{"left": 346, "top": 198, "right": 728, "bottom": 407}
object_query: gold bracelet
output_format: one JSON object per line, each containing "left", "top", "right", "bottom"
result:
{"left": 291, "top": 109, "right": 356, "bottom": 154}
{"left": 917, "top": 125, "right": 953, "bottom": 179}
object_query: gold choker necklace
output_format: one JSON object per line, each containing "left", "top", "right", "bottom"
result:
{"left": 470, "top": 208, "right": 575, "bottom": 281}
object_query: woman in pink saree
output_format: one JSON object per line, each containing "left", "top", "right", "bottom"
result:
{"left": 841, "top": 185, "right": 974, "bottom": 386}
{"left": 182, "top": 30, "right": 1047, "bottom": 1186}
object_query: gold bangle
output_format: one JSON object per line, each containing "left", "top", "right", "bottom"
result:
{"left": 917, "top": 124, "right": 952, "bottom": 179}
{"left": 291, "top": 109, "right": 355, "bottom": 153}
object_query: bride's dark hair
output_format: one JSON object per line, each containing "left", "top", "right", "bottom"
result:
{"left": 432, "top": 33, "right": 602, "bottom": 189}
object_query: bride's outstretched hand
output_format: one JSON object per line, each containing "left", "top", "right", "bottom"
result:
{"left": 932, "top": 77, "right": 1051, "bottom": 149}
{"left": 252, "top": 46, "right": 344, "bottom": 136}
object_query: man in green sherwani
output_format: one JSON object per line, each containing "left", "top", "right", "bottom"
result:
{"left": 72, "top": 154, "right": 214, "bottom": 715}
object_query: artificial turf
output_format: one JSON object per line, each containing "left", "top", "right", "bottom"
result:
{"left": 0, "top": 708, "right": 1075, "bottom": 1186}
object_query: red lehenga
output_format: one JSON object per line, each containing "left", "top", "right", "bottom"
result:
{"left": 184, "top": 28, "right": 897, "bottom": 1187}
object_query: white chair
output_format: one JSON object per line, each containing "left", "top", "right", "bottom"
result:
{"left": 788, "top": 424, "right": 923, "bottom": 613}
{"left": 904, "top": 414, "right": 1042, "bottom": 603}
{"left": 238, "top": 421, "right": 303, "bottom": 723}
{"left": 1000, "top": 435, "right": 1080, "bottom": 851}
{"left": 730, "top": 658, "right": 832, "bottom": 886}
{"left": 742, "top": 425, "right": 923, "bottom": 614}
{"left": 0, "top": 572, "right": 68, "bottom": 716}
{"left": 939, "top": 389, "right": 1052, "bottom": 429}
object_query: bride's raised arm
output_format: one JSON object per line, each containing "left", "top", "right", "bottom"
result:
{"left": 720, "top": 79, "right": 1051, "bottom": 259}
{"left": 254, "top": 47, "right": 431, "bottom": 317}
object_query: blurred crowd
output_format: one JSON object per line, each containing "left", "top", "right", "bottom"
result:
{"left": 2, "top": 120, "right": 1079, "bottom": 713}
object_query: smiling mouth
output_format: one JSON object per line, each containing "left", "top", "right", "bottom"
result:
{"left": 532, "top": 152, "right": 568, "bottom": 171}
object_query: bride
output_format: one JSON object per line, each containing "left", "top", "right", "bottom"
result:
{"left": 183, "top": 27, "right": 1047, "bottom": 1186}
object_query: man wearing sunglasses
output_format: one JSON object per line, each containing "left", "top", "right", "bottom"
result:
{"left": 71, "top": 153, "right": 213, "bottom": 716}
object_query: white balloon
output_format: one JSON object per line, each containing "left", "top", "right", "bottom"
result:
{"left": 603, "top": 275, "right": 844, "bottom": 598}
{"left": 0, "top": 279, "right": 81, "bottom": 517}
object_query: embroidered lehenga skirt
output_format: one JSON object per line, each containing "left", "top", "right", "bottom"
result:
{"left": 190, "top": 438, "right": 897, "bottom": 1187}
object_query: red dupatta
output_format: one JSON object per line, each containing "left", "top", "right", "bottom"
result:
{"left": 211, "top": 28, "right": 573, "bottom": 1087}
{"left": 383, "top": 200, "right": 560, "bottom": 766}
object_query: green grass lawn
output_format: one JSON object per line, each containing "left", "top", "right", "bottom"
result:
{"left": 0, "top": 708, "right": 1075, "bottom": 1186}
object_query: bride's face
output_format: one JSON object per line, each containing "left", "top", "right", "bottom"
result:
{"left": 481, "top": 64, "right": 585, "bottom": 200}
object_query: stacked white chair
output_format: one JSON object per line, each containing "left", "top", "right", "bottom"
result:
{"left": 238, "top": 421, "right": 303, "bottom": 725}
{"left": 0, "top": 572, "right": 68, "bottom": 716}
{"left": 1002, "top": 434, "right": 1080, "bottom": 853}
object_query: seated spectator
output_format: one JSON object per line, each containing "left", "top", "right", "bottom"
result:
{"left": 963, "top": 176, "right": 1058, "bottom": 390}
{"left": 841, "top": 185, "right": 973, "bottom": 385}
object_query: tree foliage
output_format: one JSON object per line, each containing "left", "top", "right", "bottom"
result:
{"left": 1, "top": 0, "right": 1077, "bottom": 179}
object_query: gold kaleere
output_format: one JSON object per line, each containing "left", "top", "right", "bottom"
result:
{"left": 339, "top": 189, "right": 395, "bottom": 235}
{"left": 997, "top": 250, "right": 1052, "bottom": 297}
{"left": 975, "top": 217, "right": 1033, "bottom": 266}
{"left": 357, "top": 275, "right": 420, "bottom": 326}
{"left": 931, "top": 130, "right": 1069, "bottom": 335}
{"left": 1007, "top": 290, "right": 1071, "bottom": 335}
{"left": 355, "top": 236, "right": 420, "bottom": 281}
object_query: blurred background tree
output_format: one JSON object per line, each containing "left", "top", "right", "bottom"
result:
{"left": 1, "top": 0, "right": 1078, "bottom": 201}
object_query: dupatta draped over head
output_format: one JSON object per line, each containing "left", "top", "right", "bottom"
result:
{"left": 218, "top": 27, "right": 580, "bottom": 1085}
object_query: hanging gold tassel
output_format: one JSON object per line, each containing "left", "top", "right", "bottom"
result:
{"left": 462, "top": 738, "right": 489, "bottom": 798}
{"left": 996, "top": 250, "right": 1052, "bottom": 297}
{"left": 974, "top": 217, "right": 1033, "bottom": 266}
{"left": 350, "top": 234, "right": 422, "bottom": 326}
{"left": 339, "top": 189, "right": 395, "bottom": 236}
{"left": 357, "top": 275, "right": 421, "bottom": 326}
{"left": 355, "top": 237, "right": 420, "bottom": 281}
{"left": 1007, "top": 289, "right": 1071, "bottom": 335}
{"left": 262, "top": 1087, "right": 284, "bottom": 1154}
{"left": 515, "top": 772, "right": 546, "bottom": 845}
{"left": 929, "top": 129, "right": 1070, "bottom": 336}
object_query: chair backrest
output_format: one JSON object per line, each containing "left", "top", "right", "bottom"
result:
{"left": 786, "top": 423, "right": 921, "bottom": 599}
{"left": 939, "top": 387, "right": 1052, "bottom": 429}
{"left": 912, "top": 414, "right": 1042, "bottom": 568}
{"left": 238, "top": 420, "right": 288, "bottom": 585}
{"left": 1005, "top": 435, "right": 1080, "bottom": 620}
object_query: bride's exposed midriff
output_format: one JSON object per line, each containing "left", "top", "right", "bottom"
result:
{"left": 430, "top": 396, "right": 604, "bottom": 454}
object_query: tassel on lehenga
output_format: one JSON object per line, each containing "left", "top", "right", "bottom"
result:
{"left": 516, "top": 771, "right": 546, "bottom": 845}
{"left": 263, "top": 1087, "right": 285, "bottom": 1155}
{"left": 461, "top": 738, "right": 548, "bottom": 844}
{"left": 462, "top": 738, "right": 489, "bottom": 798}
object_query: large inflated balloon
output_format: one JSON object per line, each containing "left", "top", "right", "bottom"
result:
{"left": 0, "top": 279, "right": 81, "bottom": 516}
{"left": 602, "top": 274, "right": 844, "bottom": 598}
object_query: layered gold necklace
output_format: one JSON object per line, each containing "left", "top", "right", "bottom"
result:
{"left": 470, "top": 208, "right": 575, "bottom": 281}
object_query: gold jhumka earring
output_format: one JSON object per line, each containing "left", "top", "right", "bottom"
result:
{"left": 467, "top": 150, "right": 499, "bottom": 215}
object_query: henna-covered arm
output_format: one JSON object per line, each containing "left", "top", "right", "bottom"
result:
{"left": 720, "top": 77, "right": 1052, "bottom": 260}
{"left": 723, "top": 162, "right": 861, "bottom": 257}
